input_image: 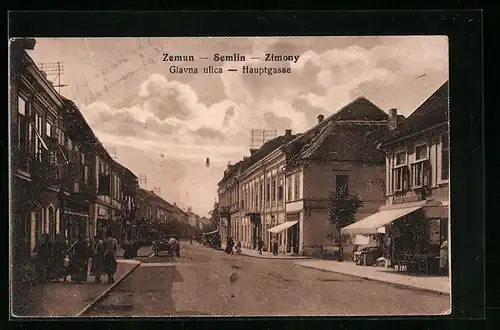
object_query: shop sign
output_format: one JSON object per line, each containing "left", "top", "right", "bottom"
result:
{"left": 393, "top": 194, "right": 423, "bottom": 205}
{"left": 429, "top": 219, "right": 441, "bottom": 245}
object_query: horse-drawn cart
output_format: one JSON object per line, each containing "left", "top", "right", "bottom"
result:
{"left": 153, "top": 237, "right": 180, "bottom": 257}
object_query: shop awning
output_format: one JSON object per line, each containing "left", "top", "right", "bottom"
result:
{"left": 353, "top": 235, "right": 370, "bottom": 245}
{"left": 341, "top": 205, "right": 424, "bottom": 235}
{"left": 267, "top": 221, "right": 298, "bottom": 234}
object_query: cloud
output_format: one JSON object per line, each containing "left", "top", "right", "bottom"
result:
{"left": 32, "top": 36, "right": 448, "bottom": 216}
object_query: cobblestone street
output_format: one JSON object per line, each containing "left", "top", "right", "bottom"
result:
{"left": 85, "top": 242, "right": 450, "bottom": 317}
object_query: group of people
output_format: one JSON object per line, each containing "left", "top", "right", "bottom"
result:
{"left": 33, "top": 229, "right": 119, "bottom": 284}
{"left": 224, "top": 237, "right": 242, "bottom": 255}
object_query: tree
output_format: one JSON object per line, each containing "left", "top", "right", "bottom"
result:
{"left": 327, "top": 188, "right": 364, "bottom": 261}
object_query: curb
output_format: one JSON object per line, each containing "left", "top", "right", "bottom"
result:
{"left": 240, "top": 252, "right": 311, "bottom": 260}
{"left": 294, "top": 263, "right": 450, "bottom": 296}
{"left": 75, "top": 261, "right": 141, "bottom": 317}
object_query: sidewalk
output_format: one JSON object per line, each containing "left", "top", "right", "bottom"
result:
{"left": 221, "top": 244, "right": 310, "bottom": 260}
{"left": 15, "top": 259, "right": 141, "bottom": 317}
{"left": 116, "top": 245, "right": 153, "bottom": 258}
{"left": 294, "top": 259, "right": 450, "bottom": 295}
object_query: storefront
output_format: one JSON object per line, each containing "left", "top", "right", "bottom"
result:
{"left": 267, "top": 220, "right": 299, "bottom": 255}
{"left": 342, "top": 199, "right": 449, "bottom": 273}
{"left": 285, "top": 213, "right": 300, "bottom": 254}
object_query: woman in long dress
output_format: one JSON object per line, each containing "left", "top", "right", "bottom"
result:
{"left": 68, "top": 234, "right": 91, "bottom": 283}
{"left": 52, "top": 234, "right": 69, "bottom": 281}
{"left": 102, "top": 229, "right": 119, "bottom": 284}
{"left": 91, "top": 234, "right": 105, "bottom": 283}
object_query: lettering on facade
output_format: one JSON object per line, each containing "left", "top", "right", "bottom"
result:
{"left": 392, "top": 194, "right": 423, "bottom": 205}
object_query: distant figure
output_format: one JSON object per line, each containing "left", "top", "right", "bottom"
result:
{"left": 439, "top": 238, "right": 448, "bottom": 274}
{"left": 91, "top": 232, "right": 105, "bottom": 283}
{"left": 272, "top": 236, "right": 279, "bottom": 256}
{"left": 102, "top": 230, "right": 119, "bottom": 284}
{"left": 34, "top": 233, "right": 54, "bottom": 282}
{"left": 53, "top": 233, "right": 69, "bottom": 281}
{"left": 68, "top": 234, "right": 92, "bottom": 283}
{"left": 236, "top": 240, "right": 242, "bottom": 255}
{"left": 257, "top": 238, "right": 264, "bottom": 255}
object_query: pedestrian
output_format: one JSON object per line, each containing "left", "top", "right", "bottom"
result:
{"left": 34, "top": 233, "right": 54, "bottom": 282}
{"left": 272, "top": 236, "right": 279, "bottom": 256}
{"left": 236, "top": 240, "right": 242, "bottom": 255}
{"left": 257, "top": 237, "right": 264, "bottom": 255}
{"left": 229, "top": 237, "right": 235, "bottom": 255}
{"left": 91, "top": 232, "right": 105, "bottom": 283}
{"left": 52, "top": 233, "right": 69, "bottom": 282}
{"left": 439, "top": 237, "right": 448, "bottom": 275}
{"left": 68, "top": 234, "right": 92, "bottom": 283}
{"left": 103, "top": 229, "right": 119, "bottom": 284}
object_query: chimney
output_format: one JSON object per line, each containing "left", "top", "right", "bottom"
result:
{"left": 317, "top": 114, "right": 324, "bottom": 123}
{"left": 285, "top": 129, "right": 292, "bottom": 136}
{"left": 388, "top": 108, "right": 398, "bottom": 130}
{"left": 250, "top": 148, "right": 258, "bottom": 155}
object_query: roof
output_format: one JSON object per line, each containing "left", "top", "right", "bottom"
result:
{"left": 287, "top": 121, "right": 388, "bottom": 165}
{"left": 218, "top": 133, "right": 298, "bottom": 186}
{"left": 137, "top": 188, "right": 174, "bottom": 210}
{"left": 380, "top": 81, "right": 449, "bottom": 146}
{"left": 285, "top": 96, "right": 389, "bottom": 166}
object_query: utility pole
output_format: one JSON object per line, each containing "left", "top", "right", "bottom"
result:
{"left": 39, "top": 61, "right": 67, "bottom": 94}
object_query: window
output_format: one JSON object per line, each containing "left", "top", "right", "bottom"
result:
{"left": 17, "top": 96, "right": 28, "bottom": 150}
{"left": 84, "top": 165, "right": 88, "bottom": 184}
{"left": 34, "top": 113, "right": 43, "bottom": 162}
{"left": 266, "top": 182, "right": 271, "bottom": 203}
{"left": 287, "top": 177, "right": 293, "bottom": 201}
{"left": 271, "top": 179, "right": 276, "bottom": 201}
{"left": 393, "top": 167, "right": 408, "bottom": 191}
{"left": 396, "top": 151, "right": 406, "bottom": 166}
{"left": 260, "top": 184, "right": 263, "bottom": 205}
{"left": 278, "top": 178, "right": 284, "bottom": 200}
{"left": 294, "top": 173, "right": 300, "bottom": 200}
{"left": 393, "top": 151, "right": 408, "bottom": 192}
{"left": 336, "top": 175, "right": 348, "bottom": 193}
{"left": 411, "top": 145, "right": 429, "bottom": 188}
{"left": 46, "top": 122, "right": 52, "bottom": 137}
{"left": 441, "top": 132, "right": 449, "bottom": 181}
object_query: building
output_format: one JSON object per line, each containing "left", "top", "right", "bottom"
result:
{"left": 342, "top": 82, "right": 449, "bottom": 266}
{"left": 135, "top": 188, "right": 175, "bottom": 224}
{"left": 116, "top": 163, "right": 139, "bottom": 241}
{"left": 186, "top": 206, "right": 200, "bottom": 227}
{"left": 10, "top": 38, "right": 66, "bottom": 265}
{"left": 282, "top": 97, "right": 393, "bottom": 256}
{"left": 10, "top": 38, "right": 140, "bottom": 262}
{"left": 218, "top": 131, "right": 299, "bottom": 249}
{"left": 217, "top": 97, "right": 397, "bottom": 256}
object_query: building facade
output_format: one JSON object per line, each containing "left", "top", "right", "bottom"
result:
{"left": 10, "top": 38, "right": 66, "bottom": 265}
{"left": 217, "top": 97, "right": 394, "bottom": 256}
{"left": 10, "top": 38, "right": 139, "bottom": 265}
{"left": 283, "top": 98, "right": 392, "bottom": 256}
{"left": 342, "top": 81, "right": 449, "bottom": 266}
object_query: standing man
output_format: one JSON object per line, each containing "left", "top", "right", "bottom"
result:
{"left": 257, "top": 237, "right": 264, "bottom": 255}
{"left": 272, "top": 236, "right": 279, "bottom": 256}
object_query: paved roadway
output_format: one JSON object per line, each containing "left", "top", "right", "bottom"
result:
{"left": 85, "top": 242, "right": 450, "bottom": 317}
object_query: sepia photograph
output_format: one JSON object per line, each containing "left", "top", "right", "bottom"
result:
{"left": 9, "top": 36, "right": 451, "bottom": 317}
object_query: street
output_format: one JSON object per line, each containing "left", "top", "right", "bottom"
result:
{"left": 85, "top": 241, "right": 450, "bottom": 316}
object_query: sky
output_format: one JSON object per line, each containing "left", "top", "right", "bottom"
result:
{"left": 28, "top": 36, "right": 449, "bottom": 217}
